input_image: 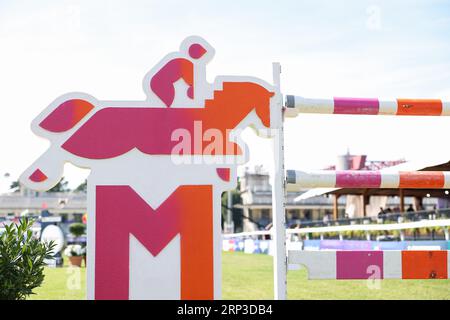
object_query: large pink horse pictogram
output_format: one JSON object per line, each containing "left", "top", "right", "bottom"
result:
{"left": 20, "top": 36, "right": 279, "bottom": 300}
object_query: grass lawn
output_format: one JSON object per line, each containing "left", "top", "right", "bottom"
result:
{"left": 30, "top": 251, "right": 450, "bottom": 300}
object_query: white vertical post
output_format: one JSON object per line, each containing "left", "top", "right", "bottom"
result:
{"left": 271, "top": 62, "right": 287, "bottom": 300}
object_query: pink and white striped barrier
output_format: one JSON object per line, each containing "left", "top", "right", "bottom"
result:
{"left": 285, "top": 96, "right": 450, "bottom": 117}
{"left": 286, "top": 170, "right": 450, "bottom": 189}
{"left": 288, "top": 250, "right": 450, "bottom": 280}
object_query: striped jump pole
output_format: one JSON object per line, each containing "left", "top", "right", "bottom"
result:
{"left": 286, "top": 170, "right": 450, "bottom": 189}
{"left": 284, "top": 96, "right": 450, "bottom": 117}
{"left": 289, "top": 250, "right": 450, "bottom": 280}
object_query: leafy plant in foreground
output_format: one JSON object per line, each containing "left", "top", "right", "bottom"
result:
{"left": 0, "top": 218, "right": 55, "bottom": 300}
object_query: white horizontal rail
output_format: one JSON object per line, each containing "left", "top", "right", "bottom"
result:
{"left": 222, "top": 230, "right": 271, "bottom": 238}
{"left": 286, "top": 219, "right": 450, "bottom": 234}
{"left": 223, "top": 219, "right": 450, "bottom": 238}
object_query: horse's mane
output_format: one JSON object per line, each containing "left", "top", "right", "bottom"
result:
{"left": 204, "top": 81, "right": 273, "bottom": 128}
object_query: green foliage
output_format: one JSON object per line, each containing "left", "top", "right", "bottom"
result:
{"left": 417, "top": 227, "right": 427, "bottom": 236}
{"left": 392, "top": 230, "right": 401, "bottom": 238}
{"left": 74, "top": 179, "right": 87, "bottom": 193}
{"left": 343, "top": 230, "right": 353, "bottom": 238}
{"left": 48, "top": 177, "right": 70, "bottom": 193}
{"left": 13, "top": 176, "right": 71, "bottom": 193}
{"left": 323, "top": 231, "right": 339, "bottom": 238}
{"left": 0, "top": 218, "right": 55, "bottom": 300}
{"left": 69, "top": 223, "right": 86, "bottom": 237}
{"left": 9, "top": 180, "right": 21, "bottom": 193}
{"left": 221, "top": 185, "right": 244, "bottom": 231}
{"left": 221, "top": 186, "right": 242, "bottom": 215}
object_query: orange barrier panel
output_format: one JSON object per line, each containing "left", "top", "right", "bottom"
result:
{"left": 402, "top": 250, "right": 448, "bottom": 279}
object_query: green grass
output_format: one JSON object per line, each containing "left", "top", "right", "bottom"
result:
{"left": 30, "top": 251, "right": 450, "bottom": 300}
{"left": 31, "top": 264, "right": 86, "bottom": 300}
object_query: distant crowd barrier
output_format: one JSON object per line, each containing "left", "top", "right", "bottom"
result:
{"left": 286, "top": 219, "right": 450, "bottom": 238}
{"left": 222, "top": 235, "right": 450, "bottom": 254}
{"left": 223, "top": 218, "right": 450, "bottom": 246}
{"left": 293, "top": 207, "right": 450, "bottom": 229}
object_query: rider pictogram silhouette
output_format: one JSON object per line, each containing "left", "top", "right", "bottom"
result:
{"left": 150, "top": 43, "right": 208, "bottom": 107}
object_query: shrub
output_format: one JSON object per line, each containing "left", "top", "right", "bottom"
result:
{"left": 0, "top": 218, "right": 55, "bottom": 300}
{"left": 69, "top": 223, "right": 86, "bottom": 237}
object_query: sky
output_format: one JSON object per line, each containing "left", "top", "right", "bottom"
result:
{"left": 0, "top": 0, "right": 450, "bottom": 191}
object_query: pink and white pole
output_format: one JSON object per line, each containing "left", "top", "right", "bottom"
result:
{"left": 285, "top": 95, "right": 450, "bottom": 117}
{"left": 286, "top": 170, "right": 450, "bottom": 189}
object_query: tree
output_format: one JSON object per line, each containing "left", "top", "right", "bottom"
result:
{"left": 9, "top": 180, "right": 20, "bottom": 193}
{"left": 74, "top": 179, "right": 87, "bottom": 193}
{"left": 221, "top": 182, "right": 244, "bottom": 232}
{"left": 48, "top": 177, "right": 70, "bottom": 193}
{"left": 10, "top": 178, "right": 71, "bottom": 193}
{"left": 0, "top": 218, "right": 55, "bottom": 300}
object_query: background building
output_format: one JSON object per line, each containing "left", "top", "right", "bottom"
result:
{"left": 237, "top": 166, "right": 345, "bottom": 232}
{"left": 0, "top": 187, "right": 86, "bottom": 224}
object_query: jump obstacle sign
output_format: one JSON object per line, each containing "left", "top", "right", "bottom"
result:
{"left": 20, "top": 36, "right": 449, "bottom": 300}
{"left": 20, "top": 36, "right": 278, "bottom": 300}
